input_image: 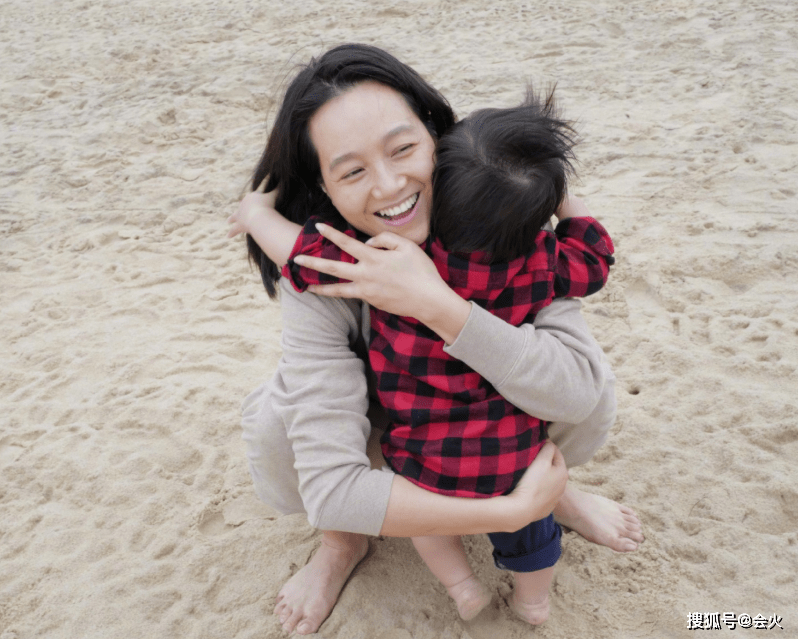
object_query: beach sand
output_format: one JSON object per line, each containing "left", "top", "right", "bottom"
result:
{"left": 1, "top": 1, "right": 797, "bottom": 637}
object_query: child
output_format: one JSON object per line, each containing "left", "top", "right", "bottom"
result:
{"left": 230, "top": 88, "right": 614, "bottom": 625}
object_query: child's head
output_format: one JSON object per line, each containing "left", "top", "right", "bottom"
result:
{"left": 431, "top": 87, "right": 576, "bottom": 262}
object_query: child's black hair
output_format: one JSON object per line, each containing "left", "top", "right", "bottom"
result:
{"left": 430, "top": 87, "right": 576, "bottom": 263}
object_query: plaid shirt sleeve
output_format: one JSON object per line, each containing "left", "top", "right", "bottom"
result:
{"left": 552, "top": 216, "right": 615, "bottom": 298}
{"left": 281, "top": 217, "right": 358, "bottom": 292}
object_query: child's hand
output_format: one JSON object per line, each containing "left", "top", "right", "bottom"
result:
{"left": 227, "top": 188, "right": 278, "bottom": 238}
{"left": 227, "top": 180, "right": 301, "bottom": 267}
{"left": 554, "top": 195, "right": 590, "bottom": 221}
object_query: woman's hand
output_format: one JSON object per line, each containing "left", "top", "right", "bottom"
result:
{"left": 380, "top": 441, "right": 567, "bottom": 537}
{"left": 503, "top": 442, "right": 568, "bottom": 531}
{"left": 294, "top": 224, "right": 472, "bottom": 344}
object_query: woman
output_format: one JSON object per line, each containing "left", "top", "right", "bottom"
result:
{"left": 232, "top": 43, "right": 642, "bottom": 635}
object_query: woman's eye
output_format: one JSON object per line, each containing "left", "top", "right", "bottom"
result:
{"left": 395, "top": 144, "right": 414, "bottom": 155}
{"left": 342, "top": 168, "right": 363, "bottom": 179}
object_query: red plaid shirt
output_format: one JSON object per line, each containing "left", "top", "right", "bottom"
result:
{"left": 283, "top": 217, "right": 614, "bottom": 498}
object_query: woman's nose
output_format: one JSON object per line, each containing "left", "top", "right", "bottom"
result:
{"left": 371, "top": 162, "right": 407, "bottom": 199}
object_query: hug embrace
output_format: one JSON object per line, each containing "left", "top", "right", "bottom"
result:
{"left": 228, "top": 43, "right": 644, "bottom": 635}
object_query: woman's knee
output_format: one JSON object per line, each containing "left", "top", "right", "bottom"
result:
{"left": 548, "top": 367, "right": 616, "bottom": 468}
{"left": 240, "top": 383, "right": 305, "bottom": 515}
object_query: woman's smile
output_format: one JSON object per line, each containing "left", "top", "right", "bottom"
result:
{"left": 309, "top": 81, "right": 436, "bottom": 244}
{"left": 375, "top": 192, "right": 420, "bottom": 225}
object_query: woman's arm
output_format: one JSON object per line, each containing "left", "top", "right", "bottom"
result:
{"left": 294, "top": 224, "right": 607, "bottom": 423}
{"left": 272, "top": 278, "right": 567, "bottom": 536}
{"left": 444, "top": 298, "right": 606, "bottom": 423}
{"left": 271, "top": 278, "right": 391, "bottom": 534}
{"left": 292, "top": 226, "right": 472, "bottom": 344}
{"left": 380, "top": 442, "right": 566, "bottom": 536}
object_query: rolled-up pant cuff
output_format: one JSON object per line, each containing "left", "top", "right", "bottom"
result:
{"left": 488, "top": 515, "right": 562, "bottom": 573}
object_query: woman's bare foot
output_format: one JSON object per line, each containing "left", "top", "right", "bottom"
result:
{"left": 446, "top": 573, "right": 492, "bottom": 621}
{"left": 553, "top": 485, "right": 644, "bottom": 552}
{"left": 508, "top": 566, "right": 554, "bottom": 625}
{"left": 274, "top": 531, "right": 369, "bottom": 635}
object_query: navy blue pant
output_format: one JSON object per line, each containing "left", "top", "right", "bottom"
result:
{"left": 487, "top": 514, "right": 562, "bottom": 572}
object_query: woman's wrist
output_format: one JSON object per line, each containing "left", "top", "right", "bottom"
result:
{"left": 416, "top": 286, "right": 472, "bottom": 346}
{"left": 484, "top": 493, "right": 526, "bottom": 533}
{"left": 499, "top": 487, "right": 539, "bottom": 533}
{"left": 380, "top": 475, "right": 523, "bottom": 537}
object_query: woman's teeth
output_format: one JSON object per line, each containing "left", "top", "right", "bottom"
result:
{"left": 376, "top": 193, "right": 418, "bottom": 218}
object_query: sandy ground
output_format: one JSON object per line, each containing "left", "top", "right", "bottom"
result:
{"left": 2, "top": 0, "right": 797, "bottom": 637}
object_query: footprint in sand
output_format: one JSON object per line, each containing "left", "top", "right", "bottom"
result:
{"left": 197, "top": 510, "right": 236, "bottom": 537}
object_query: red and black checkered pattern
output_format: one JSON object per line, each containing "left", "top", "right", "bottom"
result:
{"left": 283, "top": 216, "right": 614, "bottom": 498}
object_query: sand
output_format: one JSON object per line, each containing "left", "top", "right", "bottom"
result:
{"left": 1, "top": 0, "right": 797, "bottom": 637}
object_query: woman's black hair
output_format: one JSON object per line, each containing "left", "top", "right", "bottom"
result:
{"left": 248, "top": 43, "right": 456, "bottom": 297}
{"left": 430, "top": 87, "right": 577, "bottom": 263}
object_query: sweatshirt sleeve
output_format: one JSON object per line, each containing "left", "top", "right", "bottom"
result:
{"left": 270, "top": 277, "right": 394, "bottom": 535}
{"left": 443, "top": 297, "right": 606, "bottom": 424}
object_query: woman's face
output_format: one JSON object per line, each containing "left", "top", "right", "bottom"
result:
{"left": 309, "top": 81, "right": 436, "bottom": 244}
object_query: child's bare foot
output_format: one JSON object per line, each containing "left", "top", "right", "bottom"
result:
{"left": 509, "top": 591, "right": 550, "bottom": 625}
{"left": 274, "top": 531, "right": 368, "bottom": 635}
{"left": 553, "top": 485, "right": 644, "bottom": 552}
{"left": 508, "top": 566, "right": 554, "bottom": 625}
{"left": 446, "top": 573, "right": 492, "bottom": 621}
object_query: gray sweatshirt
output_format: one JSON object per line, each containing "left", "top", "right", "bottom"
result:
{"left": 265, "top": 277, "right": 610, "bottom": 535}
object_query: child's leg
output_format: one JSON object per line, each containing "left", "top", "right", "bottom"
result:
{"left": 412, "top": 535, "right": 491, "bottom": 621}
{"left": 510, "top": 566, "right": 555, "bottom": 624}
{"left": 488, "top": 515, "right": 561, "bottom": 625}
